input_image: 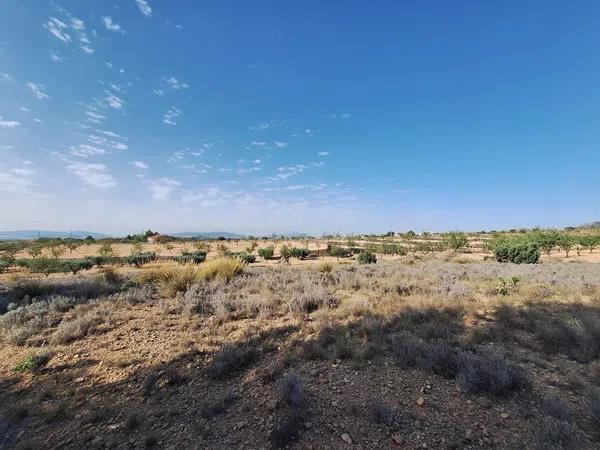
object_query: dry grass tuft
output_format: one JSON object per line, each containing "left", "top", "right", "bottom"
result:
{"left": 158, "top": 264, "right": 202, "bottom": 296}
{"left": 198, "top": 257, "right": 245, "bottom": 282}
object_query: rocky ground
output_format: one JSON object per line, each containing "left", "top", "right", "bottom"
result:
{"left": 1, "top": 260, "right": 599, "bottom": 449}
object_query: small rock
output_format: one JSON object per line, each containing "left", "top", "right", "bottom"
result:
{"left": 477, "top": 398, "right": 492, "bottom": 409}
{"left": 416, "top": 397, "right": 425, "bottom": 406}
{"left": 391, "top": 434, "right": 403, "bottom": 445}
{"left": 267, "top": 399, "right": 278, "bottom": 410}
{"left": 465, "top": 429, "right": 474, "bottom": 441}
{"left": 75, "top": 377, "right": 85, "bottom": 383}
{"left": 331, "top": 401, "right": 339, "bottom": 407}
{"left": 341, "top": 433, "right": 352, "bottom": 444}
{"left": 500, "top": 413, "right": 509, "bottom": 419}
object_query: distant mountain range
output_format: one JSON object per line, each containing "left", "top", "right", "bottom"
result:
{"left": 0, "top": 230, "right": 109, "bottom": 240}
{"left": 168, "top": 231, "right": 247, "bottom": 239}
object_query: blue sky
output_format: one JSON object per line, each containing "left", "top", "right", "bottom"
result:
{"left": 1, "top": 1, "right": 599, "bottom": 235}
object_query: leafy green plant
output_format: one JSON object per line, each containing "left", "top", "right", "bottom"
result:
{"left": 494, "top": 240, "right": 540, "bottom": 264}
{"left": 174, "top": 251, "right": 206, "bottom": 264}
{"left": 328, "top": 245, "right": 349, "bottom": 260}
{"left": 495, "top": 276, "right": 520, "bottom": 296}
{"left": 556, "top": 233, "right": 574, "bottom": 258}
{"left": 230, "top": 252, "right": 256, "bottom": 264}
{"left": 258, "top": 246, "right": 275, "bottom": 259}
{"left": 290, "top": 247, "right": 310, "bottom": 260}
{"left": 98, "top": 243, "right": 114, "bottom": 258}
{"left": 126, "top": 252, "right": 158, "bottom": 267}
{"left": 441, "top": 232, "right": 469, "bottom": 252}
{"left": 27, "top": 244, "right": 44, "bottom": 259}
{"left": 531, "top": 230, "right": 560, "bottom": 256}
{"left": 357, "top": 251, "right": 377, "bottom": 265}
{"left": 12, "top": 350, "right": 53, "bottom": 372}
{"left": 280, "top": 245, "right": 292, "bottom": 262}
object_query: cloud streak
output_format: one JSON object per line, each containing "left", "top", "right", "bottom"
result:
{"left": 134, "top": 0, "right": 152, "bottom": 17}
{"left": 27, "top": 82, "right": 50, "bottom": 100}
{"left": 66, "top": 162, "right": 116, "bottom": 188}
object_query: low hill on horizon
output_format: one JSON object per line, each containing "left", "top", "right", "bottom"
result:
{"left": 0, "top": 230, "right": 109, "bottom": 240}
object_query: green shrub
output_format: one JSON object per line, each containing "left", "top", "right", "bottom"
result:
{"left": 0, "top": 259, "right": 11, "bottom": 273}
{"left": 441, "top": 232, "right": 469, "bottom": 252}
{"left": 494, "top": 241, "right": 540, "bottom": 264}
{"left": 280, "top": 245, "right": 292, "bottom": 262}
{"left": 531, "top": 230, "right": 560, "bottom": 256}
{"left": 229, "top": 252, "right": 256, "bottom": 264}
{"left": 290, "top": 247, "right": 310, "bottom": 260}
{"left": 174, "top": 251, "right": 206, "bottom": 264}
{"left": 328, "top": 245, "right": 349, "bottom": 259}
{"left": 357, "top": 251, "right": 377, "bottom": 265}
{"left": 126, "top": 252, "right": 157, "bottom": 266}
{"left": 258, "top": 246, "right": 275, "bottom": 259}
{"left": 12, "top": 350, "right": 53, "bottom": 372}
{"left": 65, "top": 259, "right": 94, "bottom": 274}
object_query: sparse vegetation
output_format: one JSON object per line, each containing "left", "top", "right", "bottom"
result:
{"left": 1, "top": 234, "right": 600, "bottom": 448}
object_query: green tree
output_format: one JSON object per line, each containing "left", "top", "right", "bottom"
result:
{"left": 557, "top": 233, "right": 574, "bottom": 258}
{"left": 98, "top": 242, "right": 114, "bottom": 258}
{"left": 49, "top": 243, "right": 65, "bottom": 260}
{"left": 531, "top": 230, "right": 560, "bottom": 256}
{"left": 442, "top": 232, "right": 469, "bottom": 252}
{"left": 579, "top": 234, "right": 599, "bottom": 253}
{"left": 65, "top": 239, "right": 82, "bottom": 255}
{"left": 27, "top": 244, "right": 44, "bottom": 259}
{"left": 279, "top": 244, "right": 292, "bottom": 262}
{"left": 258, "top": 246, "right": 274, "bottom": 259}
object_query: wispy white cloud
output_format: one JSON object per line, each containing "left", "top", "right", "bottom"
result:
{"left": 270, "top": 164, "right": 308, "bottom": 181}
{"left": 134, "top": 0, "right": 152, "bottom": 17}
{"left": 33, "top": 118, "right": 44, "bottom": 124}
{"left": 167, "top": 151, "right": 184, "bottom": 163}
{"left": 20, "top": 107, "right": 30, "bottom": 112}
{"left": 153, "top": 88, "right": 164, "bottom": 96}
{"left": 0, "top": 117, "right": 20, "bottom": 128}
{"left": 318, "top": 151, "right": 330, "bottom": 156}
{"left": 69, "top": 144, "right": 106, "bottom": 158}
{"left": 44, "top": 8, "right": 92, "bottom": 54}
{"left": 44, "top": 17, "right": 71, "bottom": 42}
{"left": 132, "top": 160, "right": 149, "bottom": 169}
{"left": 238, "top": 166, "right": 263, "bottom": 174}
{"left": 149, "top": 178, "right": 181, "bottom": 200}
{"left": 66, "top": 162, "right": 116, "bottom": 188}
{"left": 49, "top": 51, "right": 66, "bottom": 62}
{"left": 163, "top": 107, "right": 182, "bottom": 125}
{"left": 249, "top": 120, "right": 284, "bottom": 131}
{"left": 166, "top": 76, "right": 189, "bottom": 90}
{"left": 0, "top": 168, "right": 36, "bottom": 193}
{"left": 86, "top": 132, "right": 128, "bottom": 151}
{"left": 181, "top": 186, "right": 220, "bottom": 204}
{"left": 102, "top": 16, "right": 124, "bottom": 33}
{"left": 106, "top": 93, "right": 125, "bottom": 110}
{"left": 0, "top": 73, "right": 15, "bottom": 82}
{"left": 274, "top": 141, "right": 288, "bottom": 148}
{"left": 86, "top": 109, "right": 106, "bottom": 123}
{"left": 329, "top": 113, "right": 351, "bottom": 119}
{"left": 27, "top": 82, "right": 50, "bottom": 100}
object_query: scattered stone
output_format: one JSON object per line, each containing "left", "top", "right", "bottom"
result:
{"left": 416, "top": 397, "right": 425, "bottom": 406}
{"left": 465, "top": 429, "right": 474, "bottom": 441}
{"left": 341, "top": 433, "right": 353, "bottom": 444}
{"left": 477, "top": 398, "right": 492, "bottom": 409}
{"left": 500, "top": 413, "right": 509, "bottom": 419}
{"left": 391, "top": 433, "right": 403, "bottom": 445}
